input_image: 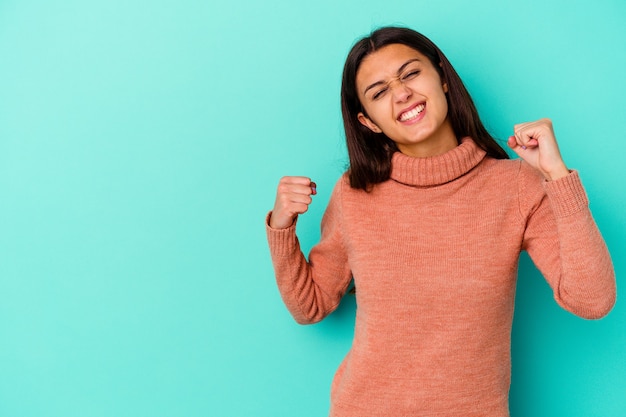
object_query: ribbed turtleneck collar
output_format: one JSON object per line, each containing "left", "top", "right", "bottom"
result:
{"left": 390, "top": 137, "right": 487, "bottom": 187}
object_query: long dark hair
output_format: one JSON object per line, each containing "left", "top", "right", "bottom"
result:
{"left": 341, "top": 26, "right": 509, "bottom": 191}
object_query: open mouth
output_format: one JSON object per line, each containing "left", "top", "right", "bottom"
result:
{"left": 398, "top": 103, "right": 425, "bottom": 122}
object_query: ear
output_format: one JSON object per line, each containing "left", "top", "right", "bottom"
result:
{"left": 442, "top": 82, "right": 448, "bottom": 93}
{"left": 357, "top": 112, "right": 382, "bottom": 133}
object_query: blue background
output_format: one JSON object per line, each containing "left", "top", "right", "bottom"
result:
{"left": 0, "top": 0, "right": 624, "bottom": 416}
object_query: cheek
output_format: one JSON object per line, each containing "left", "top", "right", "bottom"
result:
{"left": 440, "top": 94, "right": 449, "bottom": 114}
{"left": 363, "top": 102, "right": 389, "bottom": 124}
{"left": 431, "top": 88, "right": 449, "bottom": 115}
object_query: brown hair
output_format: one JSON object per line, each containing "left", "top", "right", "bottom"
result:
{"left": 341, "top": 26, "right": 509, "bottom": 191}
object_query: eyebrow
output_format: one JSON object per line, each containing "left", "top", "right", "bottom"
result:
{"left": 363, "top": 58, "right": 422, "bottom": 96}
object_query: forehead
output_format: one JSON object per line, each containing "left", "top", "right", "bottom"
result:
{"left": 356, "top": 44, "right": 430, "bottom": 82}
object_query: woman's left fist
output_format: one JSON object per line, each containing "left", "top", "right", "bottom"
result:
{"left": 507, "top": 118, "right": 569, "bottom": 181}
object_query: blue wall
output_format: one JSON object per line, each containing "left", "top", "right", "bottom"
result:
{"left": 0, "top": 0, "right": 624, "bottom": 416}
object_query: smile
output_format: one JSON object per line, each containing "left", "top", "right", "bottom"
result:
{"left": 398, "top": 103, "right": 425, "bottom": 122}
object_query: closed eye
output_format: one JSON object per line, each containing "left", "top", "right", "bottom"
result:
{"left": 372, "top": 87, "right": 388, "bottom": 100}
{"left": 401, "top": 70, "right": 420, "bottom": 81}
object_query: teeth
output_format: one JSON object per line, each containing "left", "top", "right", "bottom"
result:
{"left": 399, "top": 104, "right": 425, "bottom": 121}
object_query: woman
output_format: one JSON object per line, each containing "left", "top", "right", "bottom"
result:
{"left": 265, "top": 26, "right": 616, "bottom": 416}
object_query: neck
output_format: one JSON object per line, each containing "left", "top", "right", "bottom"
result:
{"left": 397, "top": 119, "right": 458, "bottom": 158}
{"left": 390, "top": 137, "right": 486, "bottom": 187}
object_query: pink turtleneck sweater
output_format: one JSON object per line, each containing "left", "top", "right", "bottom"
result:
{"left": 266, "top": 138, "right": 616, "bottom": 417}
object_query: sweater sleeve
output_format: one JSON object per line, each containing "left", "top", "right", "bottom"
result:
{"left": 265, "top": 178, "right": 352, "bottom": 324}
{"left": 519, "top": 163, "right": 616, "bottom": 319}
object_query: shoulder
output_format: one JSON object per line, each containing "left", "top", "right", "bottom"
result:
{"left": 331, "top": 172, "right": 367, "bottom": 198}
{"left": 482, "top": 157, "right": 543, "bottom": 184}
{"left": 329, "top": 173, "right": 349, "bottom": 198}
{"left": 481, "top": 155, "right": 522, "bottom": 173}
{"left": 517, "top": 159, "right": 547, "bottom": 196}
{"left": 503, "top": 159, "right": 548, "bottom": 216}
{"left": 324, "top": 173, "right": 351, "bottom": 211}
{"left": 481, "top": 157, "right": 546, "bottom": 211}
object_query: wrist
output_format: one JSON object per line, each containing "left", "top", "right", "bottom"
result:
{"left": 544, "top": 163, "right": 569, "bottom": 181}
{"left": 268, "top": 212, "right": 296, "bottom": 229}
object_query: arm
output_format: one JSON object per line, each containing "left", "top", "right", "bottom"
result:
{"left": 520, "top": 166, "right": 616, "bottom": 319}
{"left": 510, "top": 119, "right": 616, "bottom": 319}
{"left": 266, "top": 178, "right": 352, "bottom": 324}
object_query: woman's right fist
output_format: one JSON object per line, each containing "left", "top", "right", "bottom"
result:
{"left": 269, "top": 176, "right": 317, "bottom": 229}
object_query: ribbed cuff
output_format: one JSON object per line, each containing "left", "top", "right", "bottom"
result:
{"left": 543, "top": 171, "right": 589, "bottom": 218}
{"left": 265, "top": 211, "right": 299, "bottom": 256}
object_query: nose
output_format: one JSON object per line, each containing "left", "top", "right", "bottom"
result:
{"left": 389, "top": 78, "right": 411, "bottom": 102}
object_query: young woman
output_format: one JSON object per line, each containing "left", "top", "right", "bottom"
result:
{"left": 265, "top": 26, "right": 616, "bottom": 416}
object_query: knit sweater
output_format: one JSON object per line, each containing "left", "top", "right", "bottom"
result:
{"left": 266, "top": 138, "right": 616, "bottom": 417}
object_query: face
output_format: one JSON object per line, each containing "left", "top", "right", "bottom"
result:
{"left": 356, "top": 43, "right": 457, "bottom": 157}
